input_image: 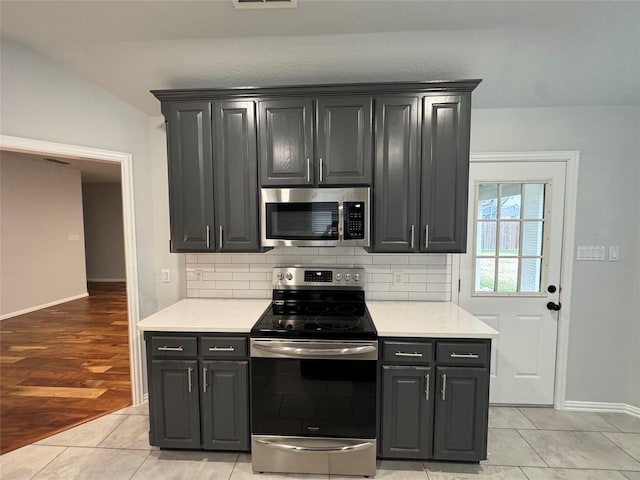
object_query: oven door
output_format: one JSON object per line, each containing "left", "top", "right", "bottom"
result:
{"left": 250, "top": 339, "right": 377, "bottom": 439}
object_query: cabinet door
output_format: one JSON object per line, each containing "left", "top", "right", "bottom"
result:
{"left": 165, "top": 101, "right": 215, "bottom": 252}
{"left": 258, "top": 98, "right": 313, "bottom": 186}
{"left": 380, "top": 365, "right": 432, "bottom": 459}
{"left": 433, "top": 366, "right": 489, "bottom": 461}
{"left": 150, "top": 359, "right": 201, "bottom": 449}
{"left": 372, "top": 97, "right": 420, "bottom": 252}
{"left": 213, "top": 101, "right": 260, "bottom": 252}
{"left": 201, "top": 360, "right": 249, "bottom": 451}
{"left": 316, "top": 96, "right": 372, "bottom": 185}
{"left": 420, "top": 95, "right": 471, "bottom": 253}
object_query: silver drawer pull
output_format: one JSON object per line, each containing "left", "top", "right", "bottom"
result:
{"left": 450, "top": 352, "right": 479, "bottom": 359}
{"left": 209, "top": 346, "right": 235, "bottom": 352}
{"left": 395, "top": 352, "right": 423, "bottom": 357}
{"left": 255, "top": 438, "right": 373, "bottom": 453}
{"left": 158, "top": 346, "right": 184, "bottom": 352}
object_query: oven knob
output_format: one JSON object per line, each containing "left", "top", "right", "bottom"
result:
{"left": 354, "top": 273, "right": 360, "bottom": 282}
{"left": 344, "top": 273, "right": 350, "bottom": 281}
{"left": 286, "top": 273, "right": 293, "bottom": 281}
{"left": 336, "top": 273, "right": 342, "bottom": 281}
{"left": 277, "top": 272, "right": 284, "bottom": 281}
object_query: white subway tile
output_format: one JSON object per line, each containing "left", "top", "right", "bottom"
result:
{"left": 215, "top": 264, "right": 250, "bottom": 272}
{"left": 348, "top": 256, "right": 373, "bottom": 265}
{"left": 232, "top": 254, "right": 267, "bottom": 264}
{"left": 372, "top": 273, "right": 393, "bottom": 283}
{"left": 232, "top": 290, "right": 270, "bottom": 299}
{"left": 308, "top": 256, "right": 336, "bottom": 265}
{"left": 186, "top": 280, "right": 216, "bottom": 289}
{"left": 264, "top": 247, "right": 284, "bottom": 255}
{"left": 185, "top": 254, "right": 198, "bottom": 264}
{"left": 368, "top": 283, "right": 391, "bottom": 292}
{"left": 370, "top": 291, "right": 409, "bottom": 301}
{"left": 390, "top": 283, "right": 426, "bottom": 292}
{"left": 366, "top": 265, "right": 391, "bottom": 274}
{"left": 186, "top": 289, "right": 199, "bottom": 297}
{"left": 427, "top": 283, "right": 451, "bottom": 293}
{"left": 216, "top": 281, "right": 250, "bottom": 290}
{"left": 233, "top": 272, "right": 269, "bottom": 281}
{"left": 199, "top": 254, "right": 232, "bottom": 263}
{"left": 250, "top": 264, "right": 276, "bottom": 273}
{"left": 203, "top": 272, "right": 233, "bottom": 281}
{"left": 408, "top": 292, "right": 449, "bottom": 301}
{"left": 284, "top": 247, "right": 319, "bottom": 256}
{"left": 249, "top": 281, "right": 272, "bottom": 290}
{"left": 199, "top": 289, "right": 232, "bottom": 298}
{"left": 371, "top": 255, "right": 409, "bottom": 265}
{"left": 318, "top": 247, "right": 355, "bottom": 256}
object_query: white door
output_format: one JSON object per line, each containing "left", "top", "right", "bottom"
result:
{"left": 459, "top": 161, "right": 566, "bottom": 405}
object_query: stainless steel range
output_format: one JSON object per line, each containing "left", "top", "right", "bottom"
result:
{"left": 250, "top": 266, "right": 377, "bottom": 477}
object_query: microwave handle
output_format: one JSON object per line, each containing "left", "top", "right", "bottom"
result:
{"left": 338, "top": 202, "right": 344, "bottom": 240}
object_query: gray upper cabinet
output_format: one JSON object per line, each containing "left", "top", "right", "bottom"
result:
{"left": 316, "top": 96, "right": 372, "bottom": 185}
{"left": 420, "top": 95, "right": 471, "bottom": 253}
{"left": 259, "top": 96, "right": 372, "bottom": 186}
{"left": 258, "top": 98, "right": 314, "bottom": 186}
{"left": 372, "top": 96, "right": 420, "bottom": 252}
{"left": 165, "top": 101, "right": 215, "bottom": 252}
{"left": 213, "top": 101, "right": 260, "bottom": 252}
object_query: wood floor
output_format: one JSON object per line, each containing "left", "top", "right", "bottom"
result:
{"left": 0, "top": 282, "right": 131, "bottom": 454}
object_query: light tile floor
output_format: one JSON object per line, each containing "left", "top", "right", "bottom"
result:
{"left": 1, "top": 405, "right": 639, "bottom": 480}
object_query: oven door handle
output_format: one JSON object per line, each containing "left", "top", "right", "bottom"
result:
{"left": 255, "top": 438, "right": 373, "bottom": 453}
{"left": 252, "top": 343, "right": 376, "bottom": 356}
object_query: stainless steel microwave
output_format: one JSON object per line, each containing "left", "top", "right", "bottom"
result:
{"left": 260, "top": 187, "right": 370, "bottom": 247}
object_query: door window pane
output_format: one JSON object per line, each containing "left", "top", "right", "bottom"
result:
{"left": 476, "top": 221, "right": 496, "bottom": 256}
{"left": 499, "top": 221, "right": 520, "bottom": 256}
{"left": 475, "top": 258, "right": 495, "bottom": 292}
{"left": 477, "top": 184, "right": 498, "bottom": 219}
{"left": 497, "top": 258, "right": 518, "bottom": 293}
{"left": 522, "top": 221, "right": 544, "bottom": 256}
{"left": 523, "top": 184, "right": 545, "bottom": 219}
{"left": 520, "top": 258, "right": 542, "bottom": 293}
{"left": 499, "top": 184, "right": 522, "bottom": 219}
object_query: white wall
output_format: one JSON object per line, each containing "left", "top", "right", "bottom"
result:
{"left": 471, "top": 105, "right": 640, "bottom": 408}
{"left": 1, "top": 154, "right": 87, "bottom": 316}
{"left": 82, "top": 183, "right": 126, "bottom": 281}
{"left": 0, "top": 40, "right": 182, "bottom": 319}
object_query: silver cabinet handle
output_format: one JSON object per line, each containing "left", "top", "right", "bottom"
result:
{"left": 219, "top": 225, "right": 223, "bottom": 249}
{"left": 410, "top": 224, "right": 415, "bottom": 249}
{"left": 202, "top": 367, "right": 208, "bottom": 393}
{"left": 306, "top": 157, "right": 311, "bottom": 183}
{"left": 441, "top": 373, "right": 447, "bottom": 401}
{"left": 253, "top": 343, "right": 375, "bottom": 357}
{"left": 206, "top": 225, "right": 211, "bottom": 248}
{"left": 424, "top": 225, "right": 429, "bottom": 249}
{"left": 451, "top": 352, "right": 479, "bottom": 359}
{"left": 394, "top": 352, "right": 423, "bottom": 357}
{"left": 209, "top": 346, "right": 235, "bottom": 352}
{"left": 319, "top": 157, "right": 324, "bottom": 183}
{"left": 425, "top": 373, "right": 430, "bottom": 400}
{"left": 157, "top": 346, "right": 184, "bottom": 352}
{"left": 188, "top": 367, "right": 193, "bottom": 393}
{"left": 255, "top": 438, "right": 373, "bottom": 453}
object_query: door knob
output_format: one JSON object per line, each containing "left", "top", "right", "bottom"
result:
{"left": 547, "top": 301, "right": 561, "bottom": 311}
{"left": 547, "top": 285, "right": 557, "bottom": 293}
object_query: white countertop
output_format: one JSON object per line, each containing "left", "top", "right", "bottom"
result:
{"left": 138, "top": 298, "right": 497, "bottom": 339}
{"left": 367, "top": 301, "right": 498, "bottom": 339}
{"left": 137, "top": 299, "right": 270, "bottom": 333}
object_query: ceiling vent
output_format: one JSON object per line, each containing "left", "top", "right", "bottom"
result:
{"left": 43, "top": 158, "right": 71, "bottom": 165}
{"left": 232, "top": 0, "right": 297, "bottom": 9}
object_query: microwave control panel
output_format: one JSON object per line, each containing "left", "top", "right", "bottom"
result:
{"left": 343, "top": 202, "right": 365, "bottom": 240}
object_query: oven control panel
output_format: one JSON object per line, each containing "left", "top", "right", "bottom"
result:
{"left": 273, "top": 266, "right": 365, "bottom": 289}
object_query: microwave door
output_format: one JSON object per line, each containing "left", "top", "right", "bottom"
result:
{"left": 265, "top": 202, "right": 339, "bottom": 246}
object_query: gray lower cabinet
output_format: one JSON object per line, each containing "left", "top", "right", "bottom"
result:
{"left": 145, "top": 333, "right": 250, "bottom": 452}
{"left": 258, "top": 96, "right": 372, "bottom": 186}
{"left": 381, "top": 365, "right": 432, "bottom": 458}
{"left": 379, "top": 338, "right": 490, "bottom": 462}
{"left": 162, "top": 100, "right": 260, "bottom": 253}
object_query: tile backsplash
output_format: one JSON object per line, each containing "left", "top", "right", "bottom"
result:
{"left": 186, "top": 247, "right": 453, "bottom": 301}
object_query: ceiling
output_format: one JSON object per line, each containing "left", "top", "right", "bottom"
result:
{"left": 1, "top": 0, "right": 639, "bottom": 116}
{"left": 2, "top": 151, "right": 122, "bottom": 184}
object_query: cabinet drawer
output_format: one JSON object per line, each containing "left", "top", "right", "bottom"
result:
{"left": 201, "top": 337, "right": 247, "bottom": 358}
{"left": 382, "top": 341, "right": 432, "bottom": 364}
{"left": 436, "top": 342, "right": 488, "bottom": 365}
{"left": 150, "top": 336, "right": 198, "bottom": 357}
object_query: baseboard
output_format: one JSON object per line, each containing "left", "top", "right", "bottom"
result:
{"left": 1, "top": 292, "right": 90, "bottom": 320}
{"left": 563, "top": 400, "right": 640, "bottom": 418}
{"left": 87, "top": 278, "right": 126, "bottom": 282}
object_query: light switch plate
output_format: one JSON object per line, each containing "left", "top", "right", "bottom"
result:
{"left": 609, "top": 246, "right": 619, "bottom": 261}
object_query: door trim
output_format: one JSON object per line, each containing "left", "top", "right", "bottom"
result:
{"left": 0, "top": 134, "right": 144, "bottom": 405}
{"left": 455, "top": 151, "right": 579, "bottom": 409}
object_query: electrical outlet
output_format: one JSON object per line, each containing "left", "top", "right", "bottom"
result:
{"left": 162, "top": 269, "right": 171, "bottom": 283}
{"left": 67, "top": 234, "right": 79, "bottom": 241}
{"left": 194, "top": 270, "right": 203, "bottom": 282}
{"left": 392, "top": 271, "right": 406, "bottom": 285}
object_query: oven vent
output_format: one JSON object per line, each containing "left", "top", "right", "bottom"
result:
{"left": 232, "top": 0, "right": 297, "bottom": 9}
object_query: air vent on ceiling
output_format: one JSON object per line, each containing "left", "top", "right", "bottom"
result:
{"left": 232, "top": 0, "right": 297, "bottom": 9}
